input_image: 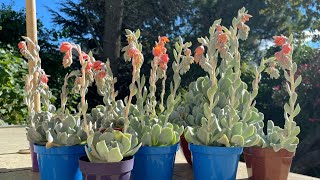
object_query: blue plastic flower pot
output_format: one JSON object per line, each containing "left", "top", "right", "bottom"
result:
{"left": 131, "top": 144, "right": 179, "bottom": 180}
{"left": 34, "top": 144, "right": 86, "bottom": 180}
{"left": 189, "top": 144, "right": 243, "bottom": 180}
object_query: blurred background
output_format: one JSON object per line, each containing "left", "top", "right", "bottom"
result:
{"left": 0, "top": 0, "right": 319, "bottom": 177}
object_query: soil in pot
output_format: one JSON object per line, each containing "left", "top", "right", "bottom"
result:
{"left": 79, "top": 156, "right": 134, "bottom": 180}
{"left": 180, "top": 135, "right": 192, "bottom": 166}
{"left": 131, "top": 143, "right": 179, "bottom": 180}
{"left": 34, "top": 144, "right": 86, "bottom": 180}
{"left": 189, "top": 144, "right": 243, "bottom": 180}
{"left": 244, "top": 147, "right": 294, "bottom": 180}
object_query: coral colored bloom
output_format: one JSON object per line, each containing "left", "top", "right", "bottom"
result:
{"left": 160, "top": 54, "right": 169, "bottom": 63}
{"left": 216, "top": 25, "right": 223, "bottom": 32}
{"left": 275, "top": 52, "right": 282, "bottom": 61}
{"left": 218, "top": 33, "right": 228, "bottom": 44}
{"left": 86, "top": 62, "right": 93, "bottom": 72}
{"left": 96, "top": 71, "right": 107, "bottom": 79}
{"left": 128, "top": 47, "right": 138, "bottom": 58}
{"left": 60, "top": 42, "right": 72, "bottom": 52}
{"left": 81, "top": 52, "right": 89, "bottom": 61}
{"left": 153, "top": 45, "right": 162, "bottom": 57}
{"left": 242, "top": 14, "right": 252, "bottom": 22}
{"left": 282, "top": 43, "right": 291, "bottom": 55}
{"left": 195, "top": 46, "right": 205, "bottom": 56}
{"left": 18, "top": 41, "right": 26, "bottom": 49}
{"left": 160, "top": 36, "right": 170, "bottom": 43}
{"left": 194, "top": 55, "right": 201, "bottom": 64}
{"left": 273, "top": 35, "right": 287, "bottom": 46}
{"left": 92, "top": 61, "right": 104, "bottom": 71}
{"left": 40, "top": 74, "right": 49, "bottom": 84}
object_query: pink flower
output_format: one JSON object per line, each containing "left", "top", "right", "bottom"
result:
{"left": 184, "top": 49, "right": 191, "bottom": 56}
{"left": 96, "top": 71, "right": 107, "bottom": 79}
{"left": 60, "top": 42, "right": 72, "bottom": 52}
{"left": 241, "top": 14, "right": 252, "bottom": 22}
{"left": 18, "top": 41, "right": 26, "bottom": 49}
{"left": 81, "top": 52, "right": 89, "bottom": 61}
{"left": 92, "top": 61, "right": 104, "bottom": 71}
{"left": 85, "top": 62, "right": 93, "bottom": 72}
{"left": 132, "top": 53, "right": 143, "bottom": 67}
{"left": 195, "top": 46, "right": 205, "bottom": 56}
{"left": 273, "top": 35, "right": 287, "bottom": 46}
{"left": 128, "top": 47, "right": 138, "bottom": 58}
{"left": 216, "top": 25, "right": 223, "bottom": 32}
{"left": 40, "top": 74, "right": 49, "bottom": 84}
{"left": 218, "top": 33, "right": 228, "bottom": 44}
{"left": 281, "top": 43, "right": 291, "bottom": 55}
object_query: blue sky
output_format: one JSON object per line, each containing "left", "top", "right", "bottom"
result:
{"left": 1, "top": 0, "right": 71, "bottom": 28}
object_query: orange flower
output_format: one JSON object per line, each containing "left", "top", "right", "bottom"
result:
{"left": 153, "top": 45, "right": 162, "bottom": 57}
{"left": 195, "top": 46, "right": 205, "bottom": 56}
{"left": 218, "top": 33, "right": 228, "bottom": 44}
{"left": 273, "top": 35, "right": 287, "bottom": 46}
{"left": 40, "top": 74, "right": 49, "bottom": 84}
{"left": 18, "top": 41, "right": 26, "bottom": 50}
{"left": 96, "top": 71, "right": 107, "bottom": 79}
{"left": 160, "top": 36, "right": 170, "bottom": 43}
{"left": 128, "top": 47, "right": 138, "bottom": 58}
{"left": 81, "top": 52, "right": 89, "bottom": 61}
{"left": 92, "top": 61, "right": 104, "bottom": 71}
{"left": 242, "top": 14, "right": 252, "bottom": 22}
{"left": 85, "top": 61, "right": 93, "bottom": 72}
{"left": 62, "top": 51, "right": 72, "bottom": 68}
{"left": 281, "top": 43, "right": 291, "bottom": 55}
{"left": 60, "top": 42, "right": 72, "bottom": 53}
{"left": 160, "top": 54, "right": 169, "bottom": 63}
{"left": 194, "top": 55, "right": 201, "bottom": 64}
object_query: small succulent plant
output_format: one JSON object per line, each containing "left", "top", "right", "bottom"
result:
{"left": 27, "top": 111, "right": 87, "bottom": 147}
{"left": 184, "top": 8, "right": 266, "bottom": 147}
{"left": 257, "top": 35, "right": 301, "bottom": 152}
{"left": 85, "top": 128, "right": 141, "bottom": 162}
{"left": 120, "top": 30, "right": 194, "bottom": 146}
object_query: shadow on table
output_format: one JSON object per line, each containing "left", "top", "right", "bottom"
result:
{"left": 0, "top": 168, "right": 39, "bottom": 180}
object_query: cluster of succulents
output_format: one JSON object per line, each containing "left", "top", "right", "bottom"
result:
{"left": 85, "top": 128, "right": 141, "bottom": 162}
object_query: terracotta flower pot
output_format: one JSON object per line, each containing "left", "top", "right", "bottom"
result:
{"left": 180, "top": 135, "right": 192, "bottom": 166}
{"left": 244, "top": 147, "right": 294, "bottom": 180}
{"left": 79, "top": 156, "right": 134, "bottom": 180}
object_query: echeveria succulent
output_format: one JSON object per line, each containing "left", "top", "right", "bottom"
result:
{"left": 184, "top": 8, "right": 265, "bottom": 147}
{"left": 256, "top": 34, "right": 301, "bottom": 152}
{"left": 85, "top": 129, "right": 141, "bottom": 162}
{"left": 27, "top": 111, "right": 87, "bottom": 147}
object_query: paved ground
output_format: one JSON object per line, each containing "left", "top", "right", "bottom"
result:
{"left": 0, "top": 127, "right": 317, "bottom": 180}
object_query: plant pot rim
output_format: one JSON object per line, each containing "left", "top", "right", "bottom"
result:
{"left": 243, "top": 147, "right": 294, "bottom": 158}
{"left": 79, "top": 155, "right": 134, "bottom": 175}
{"left": 34, "top": 144, "right": 86, "bottom": 155}
{"left": 189, "top": 143, "right": 243, "bottom": 155}
{"left": 135, "top": 143, "right": 179, "bottom": 155}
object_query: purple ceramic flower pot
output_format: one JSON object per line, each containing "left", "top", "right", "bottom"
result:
{"left": 79, "top": 156, "right": 134, "bottom": 180}
{"left": 29, "top": 142, "right": 39, "bottom": 172}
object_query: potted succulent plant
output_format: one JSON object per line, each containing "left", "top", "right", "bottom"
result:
{"left": 243, "top": 34, "right": 301, "bottom": 180}
{"left": 118, "top": 30, "right": 193, "bottom": 180}
{"left": 77, "top": 40, "right": 141, "bottom": 179}
{"left": 22, "top": 39, "right": 99, "bottom": 180}
{"left": 18, "top": 38, "right": 40, "bottom": 172}
{"left": 184, "top": 8, "right": 269, "bottom": 180}
{"left": 79, "top": 127, "right": 141, "bottom": 179}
